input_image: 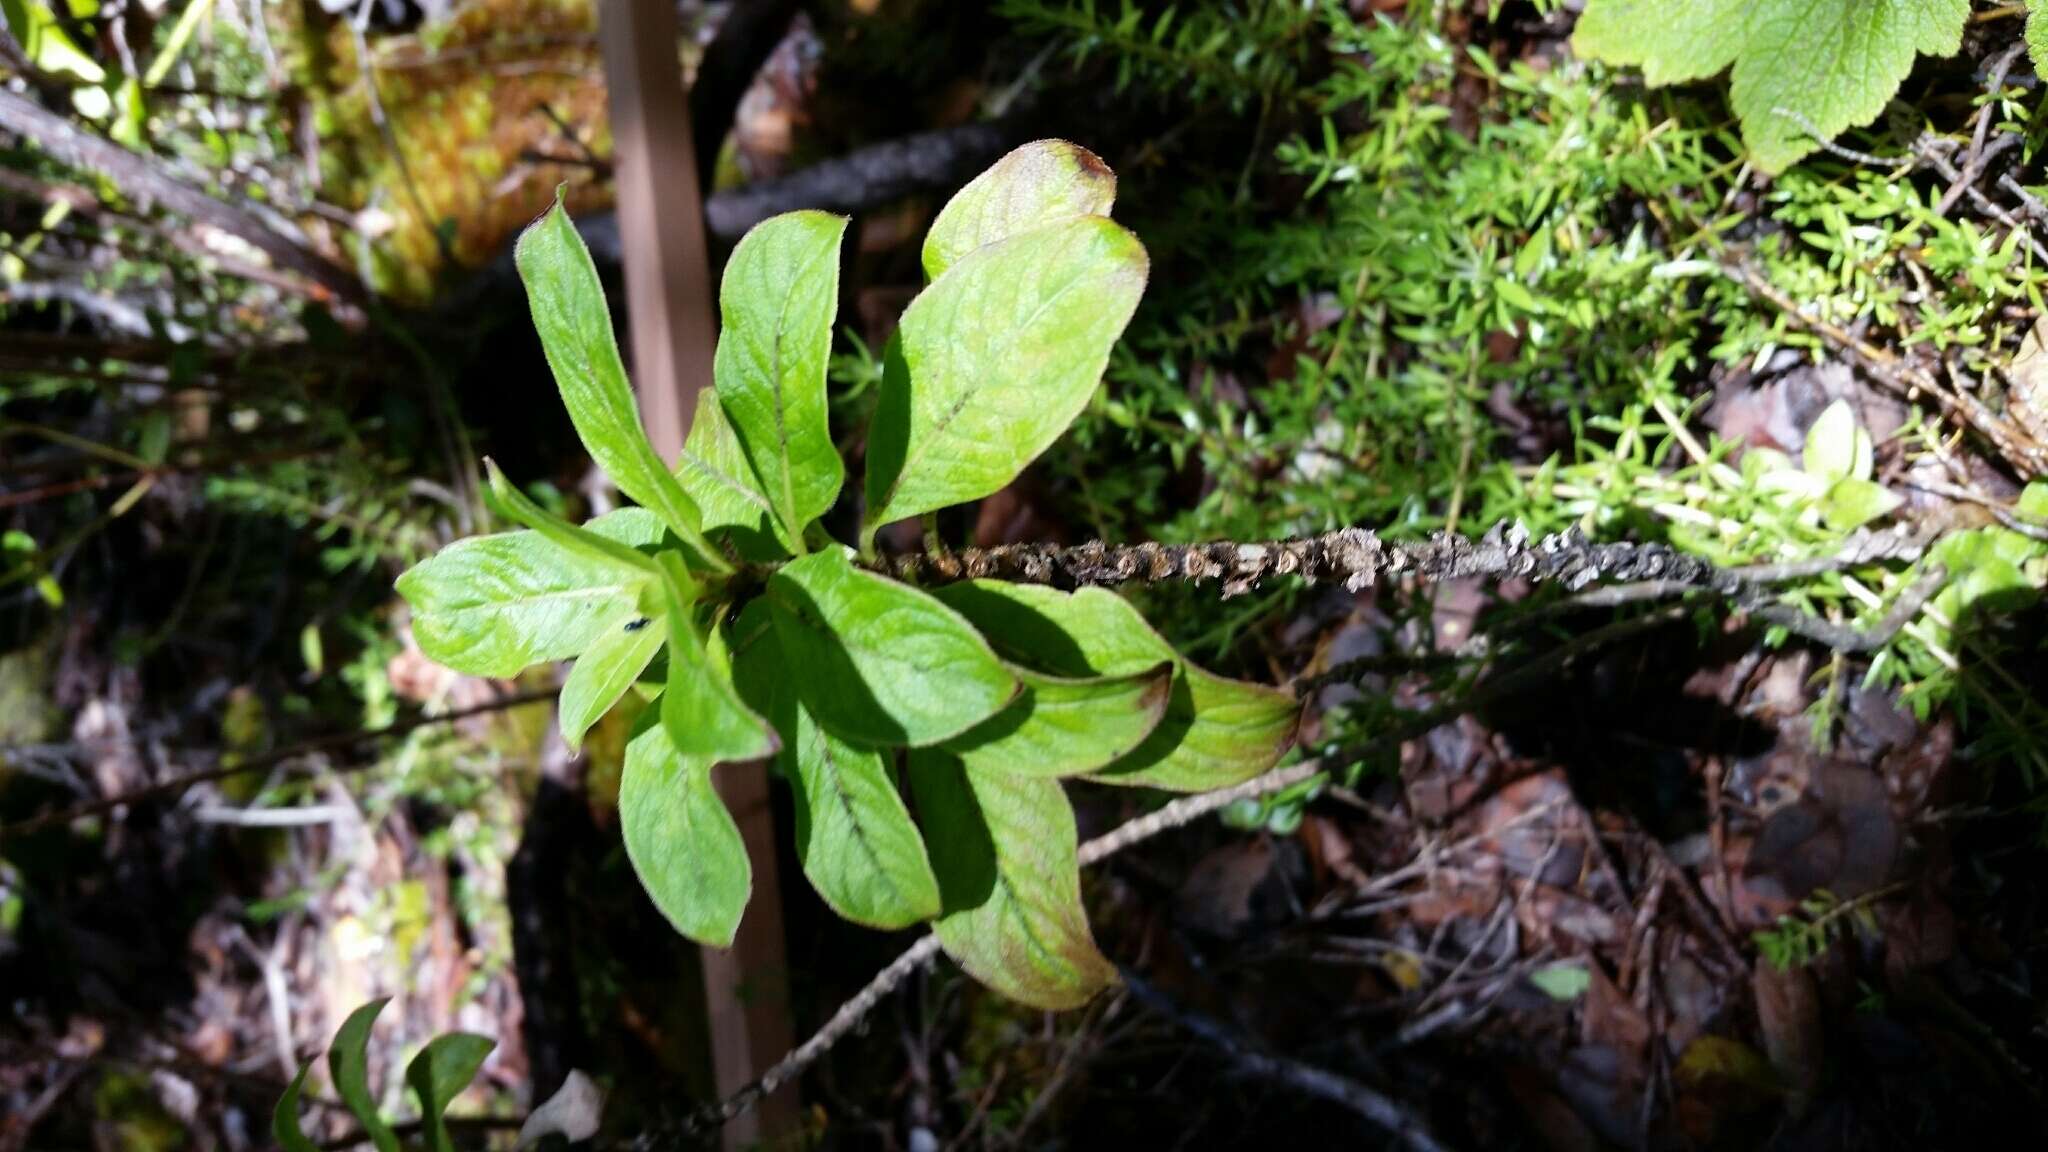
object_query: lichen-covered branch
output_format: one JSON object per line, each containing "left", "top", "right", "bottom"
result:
{"left": 873, "top": 521, "right": 1919, "bottom": 599}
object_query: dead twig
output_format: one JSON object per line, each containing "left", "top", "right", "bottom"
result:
{"left": 0, "top": 689, "right": 555, "bottom": 840}
{"left": 1121, "top": 970, "right": 1457, "bottom": 1152}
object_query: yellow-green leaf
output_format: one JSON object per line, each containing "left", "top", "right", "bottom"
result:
{"left": 619, "top": 712, "right": 751, "bottom": 947}
{"left": 934, "top": 582, "right": 1297, "bottom": 791}
{"left": 768, "top": 549, "right": 1019, "bottom": 746}
{"left": 908, "top": 751, "right": 1115, "bottom": 1010}
{"left": 942, "top": 664, "right": 1172, "bottom": 778}
{"left": 515, "top": 196, "right": 719, "bottom": 564}
{"left": 922, "top": 139, "right": 1117, "bottom": 280}
{"left": 863, "top": 216, "right": 1147, "bottom": 538}
{"left": 713, "top": 211, "right": 847, "bottom": 541}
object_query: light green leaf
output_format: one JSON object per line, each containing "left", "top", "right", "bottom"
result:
{"left": 272, "top": 1064, "right": 319, "bottom": 1152}
{"left": 514, "top": 197, "right": 720, "bottom": 565}
{"left": 923, "top": 139, "right": 1117, "bottom": 280}
{"left": 619, "top": 712, "right": 751, "bottom": 947}
{"left": 1823, "top": 477, "right": 1903, "bottom": 532}
{"left": 1802, "top": 400, "right": 1870, "bottom": 482}
{"left": 330, "top": 999, "right": 400, "bottom": 1152}
{"left": 733, "top": 612, "right": 941, "bottom": 927}
{"left": 1571, "top": 0, "right": 1742, "bottom": 86}
{"left": 933, "top": 582, "right": 1297, "bottom": 791}
{"left": 2, "top": 0, "right": 106, "bottom": 83}
{"left": 2031, "top": 2, "right": 2048, "bottom": 77}
{"left": 907, "top": 751, "right": 1115, "bottom": 1010}
{"left": 675, "top": 388, "right": 784, "bottom": 552}
{"left": 1529, "top": 962, "right": 1592, "bottom": 1001}
{"left": 768, "top": 549, "right": 1019, "bottom": 746}
{"left": 863, "top": 216, "right": 1147, "bottom": 538}
{"left": 397, "top": 508, "right": 660, "bottom": 678}
{"left": 1574, "top": 0, "right": 1969, "bottom": 173}
{"left": 1095, "top": 668, "right": 1301, "bottom": 792}
{"left": 558, "top": 614, "right": 665, "bottom": 753}
{"left": 483, "top": 460, "right": 660, "bottom": 579}
{"left": 943, "top": 664, "right": 1172, "bottom": 778}
{"left": 655, "top": 554, "right": 777, "bottom": 764}
{"left": 714, "top": 211, "right": 848, "bottom": 542}
{"left": 404, "top": 1032, "right": 495, "bottom": 1152}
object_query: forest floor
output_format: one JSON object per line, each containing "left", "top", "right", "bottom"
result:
{"left": 6, "top": 2, "right": 2048, "bottom": 1150}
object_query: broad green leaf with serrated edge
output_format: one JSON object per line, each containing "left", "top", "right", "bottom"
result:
{"left": 923, "top": 140, "right": 1116, "bottom": 280}
{"left": 330, "top": 999, "right": 399, "bottom": 1152}
{"left": 515, "top": 196, "right": 719, "bottom": 563}
{"left": 1574, "top": 0, "right": 1968, "bottom": 173}
{"left": 934, "top": 582, "right": 1297, "bottom": 791}
{"left": 714, "top": 211, "right": 847, "bottom": 541}
{"left": 943, "top": 664, "right": 1172, "bottom": 778}
{"left": 768, "top": 549, "right": 1019, "bottom": 746}
{"left": 732, "top": 603, "right": 941, "bottom": 927}
{"left": 1571, "top": 0, "right": 1740, "bottom": 86}
{"left": 405, "top": 1032, "right": 495, "bottom": 1152}
{"left": 863, "top": 216, "right": 1147, "bottom": 540}
{"left": 620, "top": 711, "right": 751, "bottom": 946}
{"left": 558, "top": 614, "right": 665, "bottom": 753}
{"left": 908, "top": 751, "right": 1115, "bottom": 1009}
{"left": 655, "top": 553, "right": 777, "bottom": 764}
{"left": 397, "top": 508, "right": 660, "bottom": 678}
{"left": 676, "top": 389, "right": 785, "bottom": 553}
{"left": 272, "top": 1064, "right": 319, "bottom": 1152}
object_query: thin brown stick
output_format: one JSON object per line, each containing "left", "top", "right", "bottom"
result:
{"left": 0, "top": 689, "right": 554, "bottom": 840}
{"left": 1121, "top": 970, "right": 1456, "bottom": 1152}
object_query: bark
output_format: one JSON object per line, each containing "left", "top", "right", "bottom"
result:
{"left": 703, "top": 120, "right": 1019, "bottom": 238}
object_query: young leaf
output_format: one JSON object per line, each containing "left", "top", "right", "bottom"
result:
{"left": 558, "top": 614, "right": 665, "bottom": 753}
{"left": 713, "top": 210, "right": 848, "bottom": 542}
{"left": 863, "top": 216, "right": 1147, "bottom": 539}
{"left": 514, "top": 196, "right": 722, "bottom": 565}
{"left": 655, "top": 554, "right": 777, "bottom": 764}
{"left": 329, "top": 999, "right": 400, "bottom": 1152}
{"left": 272, "top": 1064, "right": 320, "bottom": 1152}
{"left": 943, "top": 664, "right": 1172, "bottom": 778}
{"left": 397, "top": 509, "right": 660, "bottom": 678}
{"left": 923, "top": 139, "right": 1117, "bottom": 280}
{"left": 1573, "top": 0, "right": 1968, "bottom": 173}
{"left": 1802, "top": 399, "right": 1871, "bottom": 483}
{"left": 768, "top": 548, "right": 1020, "bottom": 746}
{"left": 1823, "top": 477, "right": 1904, "bottom": 532}
{"left": 908, "top": 751, "right": 1115, "bottom": 1010}
{"left": 675, "top": 388, "right": 786, "bottom": 553}
{"left": 934, "top": 582, "right": 1298, "bottom": 791}
{"left": 484, "top": 459, "right": 661, "bottom": 577}
{"left": 619, "top": 711, "right": 752, "bottom": 947}
{"left": 405, "top": 1032, "right": 496, "bottom": 1152}
{"left": 734, "top": 615, "right": 941, "bottom": 926}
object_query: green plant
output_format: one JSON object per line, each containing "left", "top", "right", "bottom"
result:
{"left": 1754, "top": 888, "right": 1886, "bottom": 970}
{"left": 1573, "top": 0, "right": 1969, "bottom": 172}
{"left": 396, "top": 142, "right": 1298, "bottom": 1010}
{"left": 273, "top": 998, "right": 493, "bottom": 1152}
